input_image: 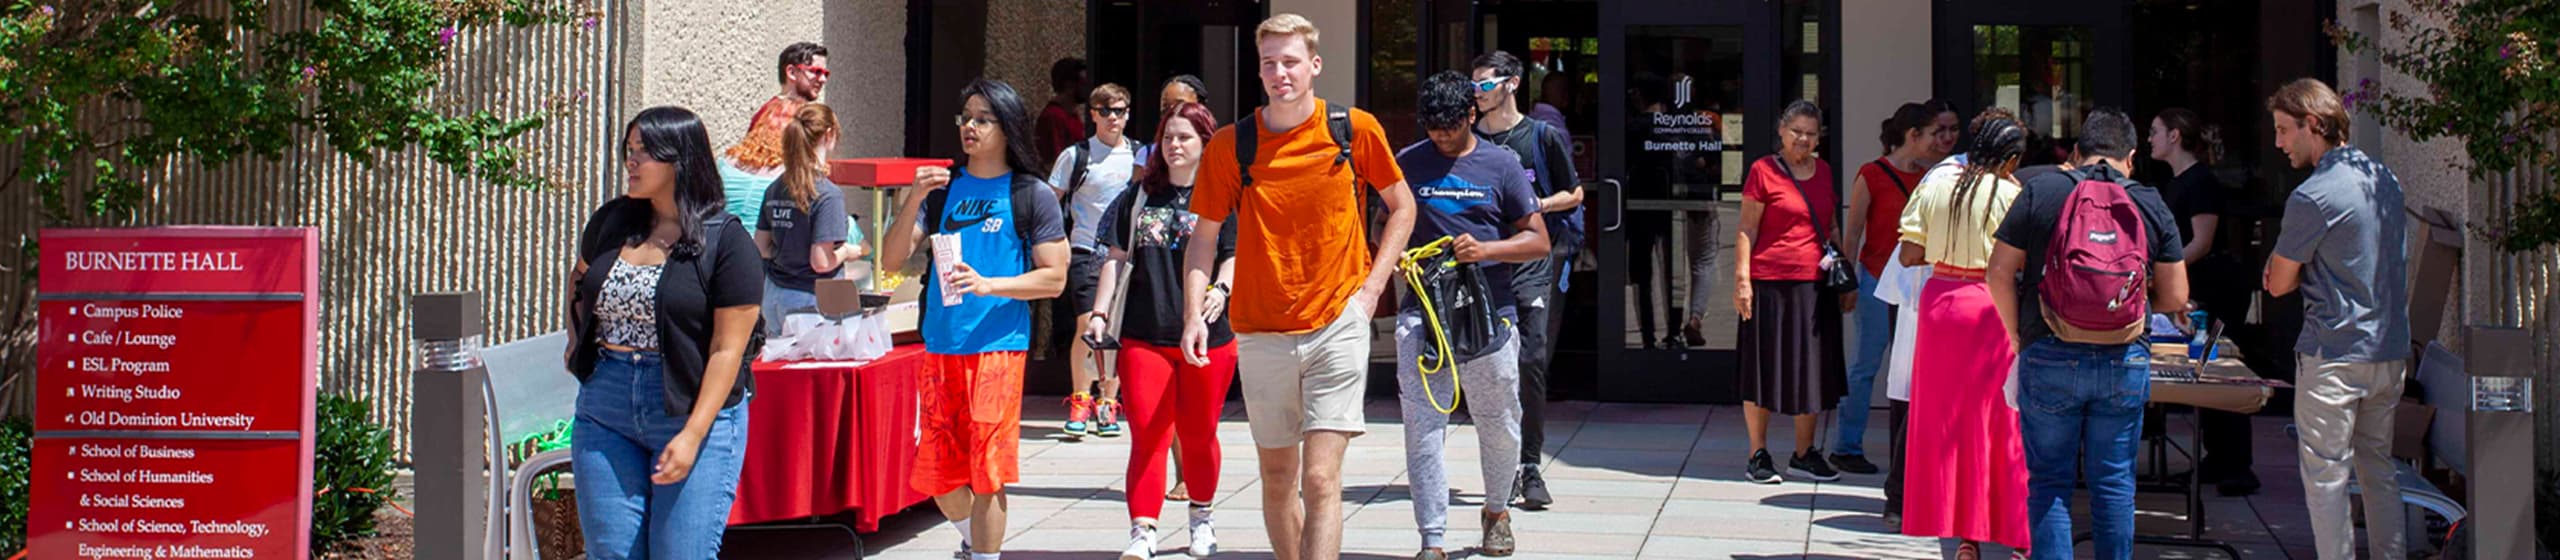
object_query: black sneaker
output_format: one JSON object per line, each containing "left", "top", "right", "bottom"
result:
{"left": 1516, "top": 467, "right": 1554, "bottom": 510}
{"left": 1829, "top": 452, "right": 1881, "bottom": 475}
{"left": 1745, "top": 450, "right": 1783, "bottom": 484}
{"left": 1789, "top": 449, "right": 1842, "bottom": 482}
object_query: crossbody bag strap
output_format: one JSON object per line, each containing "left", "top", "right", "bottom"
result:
{"left": 1768, "top": 156, "right": 1832, "bottom": 244}
{"left": 1870, "top": 158, "right": 1911, "bottom": 197}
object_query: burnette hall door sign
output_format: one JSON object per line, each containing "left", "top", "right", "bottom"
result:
{"left": 28, "top": 227, "right": 320, "bottom": 560}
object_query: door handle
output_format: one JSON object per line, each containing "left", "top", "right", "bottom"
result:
{"left": 1589, "top": 178, "right": 1625, "bottom": 233}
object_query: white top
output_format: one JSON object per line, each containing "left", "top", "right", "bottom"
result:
{"left": 1047, "top": 137, "right": 1139, "bottom": 251}
{"left": 1870, "top": 244, "right": 1931, "bottom": 401}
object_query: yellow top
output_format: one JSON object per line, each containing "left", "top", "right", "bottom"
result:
{"left": 1898, "top": 170, "right": 2020, "bottom": 270}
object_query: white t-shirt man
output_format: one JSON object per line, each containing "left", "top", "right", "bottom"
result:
{"left": 1046, "top": 137, "right": 1139, "bottom": 252}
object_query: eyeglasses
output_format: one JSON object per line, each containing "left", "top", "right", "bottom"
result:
{"left": 794, "top": 64, "right": 830, "bottom": 79}
{"left": 1094, "top": 107, "right": 1131, "bottom": 118}
{"left": 955, "top": 114, "right": 1000, "bottom": 129}
{"left": 1473, "top": 76, "right": 1509, "bottom": 93}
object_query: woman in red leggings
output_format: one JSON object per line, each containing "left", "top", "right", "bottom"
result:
{"left": 1083, "top": 101, "right": 1238, "bottom": 560}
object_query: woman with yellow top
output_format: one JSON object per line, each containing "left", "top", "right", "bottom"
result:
{"left": 1895, "top": 118, "right": 2031, "bottom": 560}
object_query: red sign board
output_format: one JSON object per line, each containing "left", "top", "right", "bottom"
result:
{"left": 35, "top": 301, "right": 313, "bottom": 433}
{"left": 39, "top": 227, "right": 314, "bottom": 295}
{"left": 26, "top": 438, "right": 310, "bottom": 559}
{"left": 31, "top": 227, "right": 317, "bottom": 560}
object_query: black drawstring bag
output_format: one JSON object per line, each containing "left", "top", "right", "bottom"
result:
{"left": 1403, "top": 237, "right": 1507, "bottom": 368}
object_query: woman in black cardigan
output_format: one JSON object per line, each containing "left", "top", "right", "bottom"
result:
{"left": 566, "top": 106, "right": 765, "bottom": 559}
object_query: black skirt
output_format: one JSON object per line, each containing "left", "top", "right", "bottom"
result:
{"left": 1738, "top": 280, "right": 1846, "bottom": 416}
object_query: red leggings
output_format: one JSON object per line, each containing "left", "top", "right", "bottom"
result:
{"left": 1117, "top": 339, "right": 1237, "bottom": 521}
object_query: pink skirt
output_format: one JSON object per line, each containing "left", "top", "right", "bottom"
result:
{"left": 1900, "top": 277, "right": 2031, "bottom": 549}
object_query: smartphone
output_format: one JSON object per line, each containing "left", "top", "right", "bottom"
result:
{"left": 1082, "top": 332, "right": 1121, "bottom": 350}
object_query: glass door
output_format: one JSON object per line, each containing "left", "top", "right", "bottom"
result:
{"left": 1932, "top": 0, "right": 2130, "bottom": 157}
{"left": 1594, "top": 0, "right": 1778, "bottom": 403}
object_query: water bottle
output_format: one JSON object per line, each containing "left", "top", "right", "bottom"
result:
{"left": 2187, "top": 309, "right": 2212, "bottom": 362}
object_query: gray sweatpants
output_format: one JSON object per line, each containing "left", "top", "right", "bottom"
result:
{"left": 1395, "top": 314, "right": 1522, "bottom": 550}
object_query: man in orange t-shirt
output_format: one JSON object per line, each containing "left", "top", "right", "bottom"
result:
{"left": 1177, "top": 13, "right": 1416, "bottom": 560}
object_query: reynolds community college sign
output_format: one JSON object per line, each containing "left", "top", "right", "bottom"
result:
{"left": 29, "top": 227, "right": 320, "bottom": 560}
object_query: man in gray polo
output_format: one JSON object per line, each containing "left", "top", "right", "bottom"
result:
{"left": 2262, "top": 77, "right": 2410, "bottom": 560}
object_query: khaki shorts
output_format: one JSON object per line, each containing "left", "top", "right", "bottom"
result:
{"left": 1236, "top": 299, "right": 1373, "bottom": 447}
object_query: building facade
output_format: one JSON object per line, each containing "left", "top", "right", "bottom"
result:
{"left": 8, "top": 1, "right": 2546, "bottom": 468}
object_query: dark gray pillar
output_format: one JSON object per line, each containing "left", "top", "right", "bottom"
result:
{"left": 2464, "top": 326, "right": 2534, "bottom": 559}
{"left": 410, "top": 293, "right": 488, "bottom": 560}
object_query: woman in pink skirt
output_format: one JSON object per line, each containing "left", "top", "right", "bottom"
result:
{"left": 1896, "top": 118, "right": 2031, "bottom": 559}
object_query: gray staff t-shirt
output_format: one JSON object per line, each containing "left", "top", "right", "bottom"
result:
{"left": 759, "top": 177, "right": 851, "bottom": 292}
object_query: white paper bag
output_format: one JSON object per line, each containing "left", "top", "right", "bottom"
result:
{"left": 931, "top": 233, "right": 963, "bottom": 307}
{"left": 846, "top": 313, "right": 893, "bottom": 361}
{"left": 781, "top": 313, "right": 828, "bottom": 338}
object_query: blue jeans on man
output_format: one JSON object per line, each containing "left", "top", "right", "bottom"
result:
{"left": 1834, "top": 269, "right": 1892, "bottom": 457}
{"left": 2015, "top": 338, "right": 2149, "bottom": 560}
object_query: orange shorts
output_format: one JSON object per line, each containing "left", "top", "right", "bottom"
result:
{"left": 911, "top": 351, "right": 1026, "bottom": 496}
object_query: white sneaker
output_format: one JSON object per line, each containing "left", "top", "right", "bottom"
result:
{"left": 1185, "top": 505, "right": 1219, "bottom": 557}
{"left": 1121, "top": 524, "right": 1159, "bottom": 560}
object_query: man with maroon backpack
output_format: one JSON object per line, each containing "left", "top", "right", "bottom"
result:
{"left": 1984, "top": 107, "right": 2189, "bottom": 560}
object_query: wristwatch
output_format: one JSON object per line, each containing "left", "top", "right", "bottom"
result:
{"left": 1207, "top": 283, "right": 1231, "bottom": 299}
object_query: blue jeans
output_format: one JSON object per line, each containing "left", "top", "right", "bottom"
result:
{"left": 762, "top": 278, "right": 819, "bottom": 337}
{"left": 1834, "top": 269, "right": 1891, "bottom": 456}
{"left": 2015, "top": 339, "right": 2148, "bottom": 560}
{"left": 574, "top": 349, "right": 751, "bottom": 560}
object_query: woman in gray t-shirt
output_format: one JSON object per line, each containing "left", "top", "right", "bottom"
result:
{"left": 755, "top": 103, "right": 866, "bottom": 333}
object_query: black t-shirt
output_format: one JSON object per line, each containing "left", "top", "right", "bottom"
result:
{"left": 759, "top": 177, "right": 851, "bottom": 291}
{"left": 2154, "top": 164, "right": 2225, "bottom": 247}
{"left": 1098, "top": 184, "right": 1239, "bottom": 348}
{"left": 1993, "top": 165, "right": 2186, "bottom": 344}
{"left": 1479, "top": 117, "right": 1582, "bottom": 245}
{"left": 572, "top": 201, "right": 765, "bottom": 415}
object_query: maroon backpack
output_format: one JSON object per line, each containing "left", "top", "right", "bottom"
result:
{"left": 2038, "top": 171, "right": 2151, "bottom": 344}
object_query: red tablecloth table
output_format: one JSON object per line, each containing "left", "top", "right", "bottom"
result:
{"left": 729, "top": 345, "right": 930, "bottom": 532}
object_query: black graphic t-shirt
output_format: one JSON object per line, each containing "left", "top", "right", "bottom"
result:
{"left": 1099, "top": 184, "right": 1239, "bottom": 348}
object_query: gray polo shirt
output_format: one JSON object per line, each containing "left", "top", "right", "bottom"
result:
{"left": 2272, "top": 146, "right": 2410, "bottom": 362}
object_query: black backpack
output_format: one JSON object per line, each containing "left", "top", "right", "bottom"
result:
{"left": 1236, "top": 105, "right": 1355, "bottom": 186}
{"left": 918, "top": 171, "right": 1065, "bottom": 358}
{"left": 1235, "top": 104, "right": 1380, "bottom": 251}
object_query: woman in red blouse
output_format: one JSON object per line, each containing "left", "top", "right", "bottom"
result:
{"left": 1732, "top": 100, "right": 1848, "bottom": 485}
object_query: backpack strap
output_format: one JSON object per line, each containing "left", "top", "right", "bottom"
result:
{"left": 1065, "top": 141, "right": 1089, "bottom": 198}
{"left": 1235, "top": 115, "right": 1260, "bottom": 189}
{"left": 1525, "top": 119, "right": 1555, "bottom": 197}
{"left": 1326, "top": 104, "right": 1354, "bottom": 169}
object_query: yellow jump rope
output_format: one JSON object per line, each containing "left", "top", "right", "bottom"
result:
{"left": 1399, "top": 236, "right": 1509, "bottom": 415}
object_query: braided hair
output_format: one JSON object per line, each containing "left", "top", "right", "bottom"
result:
{"left": 1947, "top": 118, "right": 2026, "bottom": 243}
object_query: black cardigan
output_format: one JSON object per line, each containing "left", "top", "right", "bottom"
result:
{"left": 568, "top": 199, "right": 764, "bottom": 415}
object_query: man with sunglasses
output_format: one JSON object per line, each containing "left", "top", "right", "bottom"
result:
{"left": 1046, "top": 83, "right": 1144, "bottom": 440}
{"left": 1469, "top": 50, "right": 1582, "bottom": 511}
{"left": 720, "top": 42, "right": 830, "bottom": 231}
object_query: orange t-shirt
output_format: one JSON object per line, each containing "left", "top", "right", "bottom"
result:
{"left": 1190, "top": 99, "right": 1407, "bottom": 334}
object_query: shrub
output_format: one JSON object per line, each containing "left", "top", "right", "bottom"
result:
{"left": 311, "top": 395, "right": 397, "bottom": 552}
{"left": 0, "top": 415, "right": 29, "bottom": 555}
